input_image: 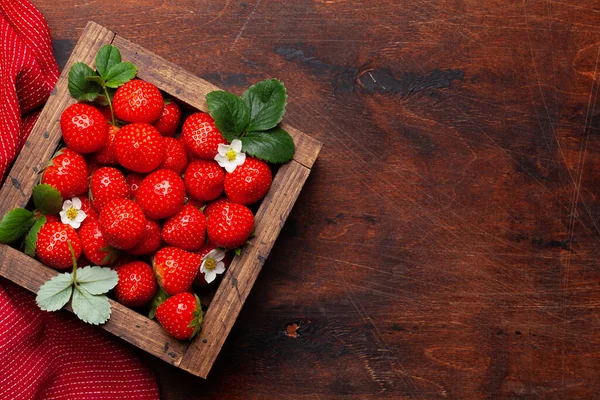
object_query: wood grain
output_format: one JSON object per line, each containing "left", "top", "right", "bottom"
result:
{"left": 26, "top": 0, "right": 600, "bottom": 398}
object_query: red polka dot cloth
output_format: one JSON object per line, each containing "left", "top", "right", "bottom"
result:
{"left": 0, "top": 1, "right": 159, "bottom": 399}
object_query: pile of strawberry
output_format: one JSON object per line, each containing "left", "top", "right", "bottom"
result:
{"left": 0, "top": 45, "right": 294, "bottom": 340}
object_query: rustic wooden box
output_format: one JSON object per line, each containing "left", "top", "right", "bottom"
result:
{"left": 0, "top": 22, "right": 321, "bottom": 378}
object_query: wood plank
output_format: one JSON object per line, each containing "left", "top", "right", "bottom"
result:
{"left": 112, "top": 35, "right": 322, "bottom": 169}
{"left": 178, "top": 159, "right": 314, "bottom": 378}
{"left": 0, "top": 244, "right": 188, "bottom": 364}
{"left": 0, "top": 21, "right": 115, "bottom": 216}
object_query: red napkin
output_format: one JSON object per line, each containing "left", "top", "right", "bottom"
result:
{"left": 0, "top": 1, "right": 159, "bottom": 398}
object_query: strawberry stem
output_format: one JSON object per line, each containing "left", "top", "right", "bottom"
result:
{"left": 102, "top": 84, "right": 117, "bottom": 126}
{"left": 68, "top": 241, "right": 78, "bottom": 286}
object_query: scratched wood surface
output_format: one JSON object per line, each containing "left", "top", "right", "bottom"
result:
{"left": 32, "top": 0, "right": 600, "bottom": 398}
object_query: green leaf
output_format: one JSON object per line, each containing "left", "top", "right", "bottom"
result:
{"left": 25, "top": 215, "right": 46, "bottom": 257}
{"left": 71, "top": 287, "right": 111, "bottom": 325}
{"left": 148, "top": 287, "right": 168, "bottom": 319}
{"left": 189, "top": 294, "right": 204, "bottom": 338}
{"left": 240, "top": 127, "right": 295, "bottom": 163}
{"left": 68, "top": 62, "right": 102, "bottom": 101}
{"left": 36, "top": 272, "right": 73, "bottom": 312}
{"left": 95, "top": 44, "right": 122, "bottom": 80}
{"left": 241, "top": 79, "right": 287, "bottom": 132}
{"left": 234, "top": 247, "right": 242, "bottom": 256}
{"left": 85, "top": 75, "right": 105, "bottom": 86}
{"left": 206, "top": 91, "right": 249, "bottom": 141}
{"left": 0, "top": 208, "right": 35, "bottom": 243}
{"left": 32, "top": 184, "right": 63, "bottom": 215}
{"left": 105, "top": 62, "right": 137, "bottom": 88}
{"left": 76, "top": 266, "right": 118, "bottom": 295}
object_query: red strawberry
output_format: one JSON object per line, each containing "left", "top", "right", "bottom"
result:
{"left": 109, "top": 254, "right": 137, "bottom": 270}
{"left": 77, "top": 195, "right": 98, "bottom": 221}
{"left": 206, "top": 202, "right": 254, "bottom": 249}
{"left": 79, "top": 219, "right": 117, "bottom": 265}
{"left": 162, "top": 204, "right": 206, "bottom": 251}
{"left": 93, "top": 125, "right": 119, "bottom": 165}
{"left": 155, "top": 292, "right": 203, "bottom": 340}
{"left": 194, "top": 244, "right": 232, "bottom": 286}
{"left": 113, "top": 80, "right": 164, "bottom": 123}
{"left": 60, "top": 103, "right": 109, "bottom": 153}
{"left": 160, "top": 137, "right": 188, "bottom": 175}
{"left": 42, "top": 148, "right": 89, "bottom": 199}
{"left": 203, "top": 197, "right": 230, "bottom": 220}
{"left": 184, "top": 160, "right": 225, "bottom": 202}
{"left": 153, "top": 247, "right": 201, "bottom": 295}
{"left": 44, "top": 214, "right": 60, "bottom": 224}
{"left": 114, "top": 123, "right": 164, "bottom": 173}
{"left": 90, "top": 167, "right": 130, "bottom": 212}
{"left": 153, "top": 101, "right": 181, "bottom": 137}
{"left": 182, "top": 113, "right": 227, "bottom": 159}
{"left": 135, "top": 169, "right": 185, "bottom": 220}
{"left": 36, "top": 222, "right": 82, "bottom": 270}
{"left": 115, "top": 261, "right": 158, "bottom": 308}
{"left": 126, "top": 173, "right": 144, "bottom": 198}
{"left": 128, "top": 219, "right": 162, "bottom": 255}
{"left": 224, "top": 157, "right": 272, "bottom": 204}
{"left": 98, "top": 199, "right": 147, "bottom": 250}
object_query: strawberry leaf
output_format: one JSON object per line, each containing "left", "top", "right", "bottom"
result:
{"left": 241, "top": 79, "right": 287, "bottom": 132}
{"left": 0, "top": 208, "right": 35, "bottom": 243}
{"left": 240, "top": 127, "right": 295, "bottom": 163}
{"left": 148, "top": 287, "right": 168, "bottom": 320}
{"left": 68, "top": 62, "right": 102, "bottom": 102}
{"left": 32, "top": 184, "right": 63, "bottom": 215}
{"left": 206, "top": 91, "right": 249, "bottom": 141}
{"left": 75, "top": 266, "right": 118, "bottom": 295}
{"left": 25, "top": 215, "right": 46, "bottom": 257}
{"left": 71, "top": 287, "right": 111, "bottom": 325}
{"left": 188, "top": 294, "right": 204, "bottom": 338}
{"left": 95, "top": 44, "right": 122, "bottom": 81}
{"left": 36, "top": 272, "right": 73, "bottom": 312}
{"left": 105, "top": 62, "right": 137, "bottom": 88}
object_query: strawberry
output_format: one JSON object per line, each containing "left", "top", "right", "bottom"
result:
{"left": 114, "top": 123, "right": 164, "bottom": 173}
{"left": 153, "top": 247, "right": 201, "bottom": 295}
{"left": 155, "top": 292, "right": 203, "bottom": 340}
{"left": 184, "top": 160, "right": 225, "bottom": 202}
{"left": 153, "top": 100, "right": 181, "bottom": 137}
{"left": 115, "top": 261, "right": 157, "bottom": 308}
{"left": 113, "top": 79, "right": 164, "bottom": 123}
{"left": 128, "top": 219, "right": 162, "bottom": 255}
{"left": 60, "top": 103, "right": 109, "bottom": 153}
{"left": 203, "top": 197, "right": 230, "bottom": 220}
{"left": 97, "top": 105, "right": 113, "bottom": 121}
{"left": 93, "top": 125, "right": 119, "bottom": 165}
{"left": 77, "top": 195, "right": 98, "bottom": 221}
{"left": 162, "top": 204, "right": 206, "bottom": 251}
{"left": 160, "top": 137, "right": 188, "bottom": 175}
{"left": 182, "top": 113, "right": 227, "bottom": 159}
{"left": 108, "top": 254, "right": 137, "bottom": 270}
{"left": 206, "top": 202, "right": 254, "bottom": 249}
{"left": 98, "top": 199, "right": 147, "bottom": 250}
{"left": 224, "top": 157, "right": 272, "bottom": 204}
{"left": 42, "top": 148, "right": 89, "bottom": 199}
{"left": 185, "top": 196, "right": 205, "bottom": 209}
{"left": 43, "top": 214, "right": 60, "bottom": 224}
{"left": 36, "top": 222, "right": 82, "bottom": 270}
{"left": 135, "top": 169, "right": 185, "bottom": 220}
{"left": 126, "top": 173, "right": 144, "bottom": 198}
{"left": 194, "top": 244, "right": 232, "bottom": 286}
{"left": 90, "top": 167, "right": 130, "bottom": 212}
{"left": 79, "top": 219, "right": 117, "bottom": 265}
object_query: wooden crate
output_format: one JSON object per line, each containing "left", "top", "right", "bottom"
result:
{"left": 0, "top": 21, "right": 321, "bottom": 378}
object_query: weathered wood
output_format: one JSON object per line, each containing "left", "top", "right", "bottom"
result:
{"left": 0, "top": 21, "right": 114, "bottom": 216}
{"left": 179, "top": 160, "right": 313, "bottom": 377}
{"left": 112, "top": 35, "right": 322, "bottom": 169}
{"left": 0, "top": 245, "right": 188, "bottom": 364}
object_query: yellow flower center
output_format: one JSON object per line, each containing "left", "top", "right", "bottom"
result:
{"left": 226, "top": 149, "right": 237, "bottom": 161}
{"left": 204, "top": 258, "right": 216, "bottom": 271}
{"left": 66, "top": 207, "right": 78, "bottom": 220}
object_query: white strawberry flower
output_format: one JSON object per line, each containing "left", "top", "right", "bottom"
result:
{"left": 214, "top": 139, "right": 246, "bottom": 173}
{"left": 200, "top": 249, "right": 226, "bottom": 283}
{"left": 59, "top": 197, "right": 87, "bottom": 229}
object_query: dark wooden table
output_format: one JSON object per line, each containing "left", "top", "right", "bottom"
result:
{"left": 33, "top": 0, "right": 600, "bottom": 398}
